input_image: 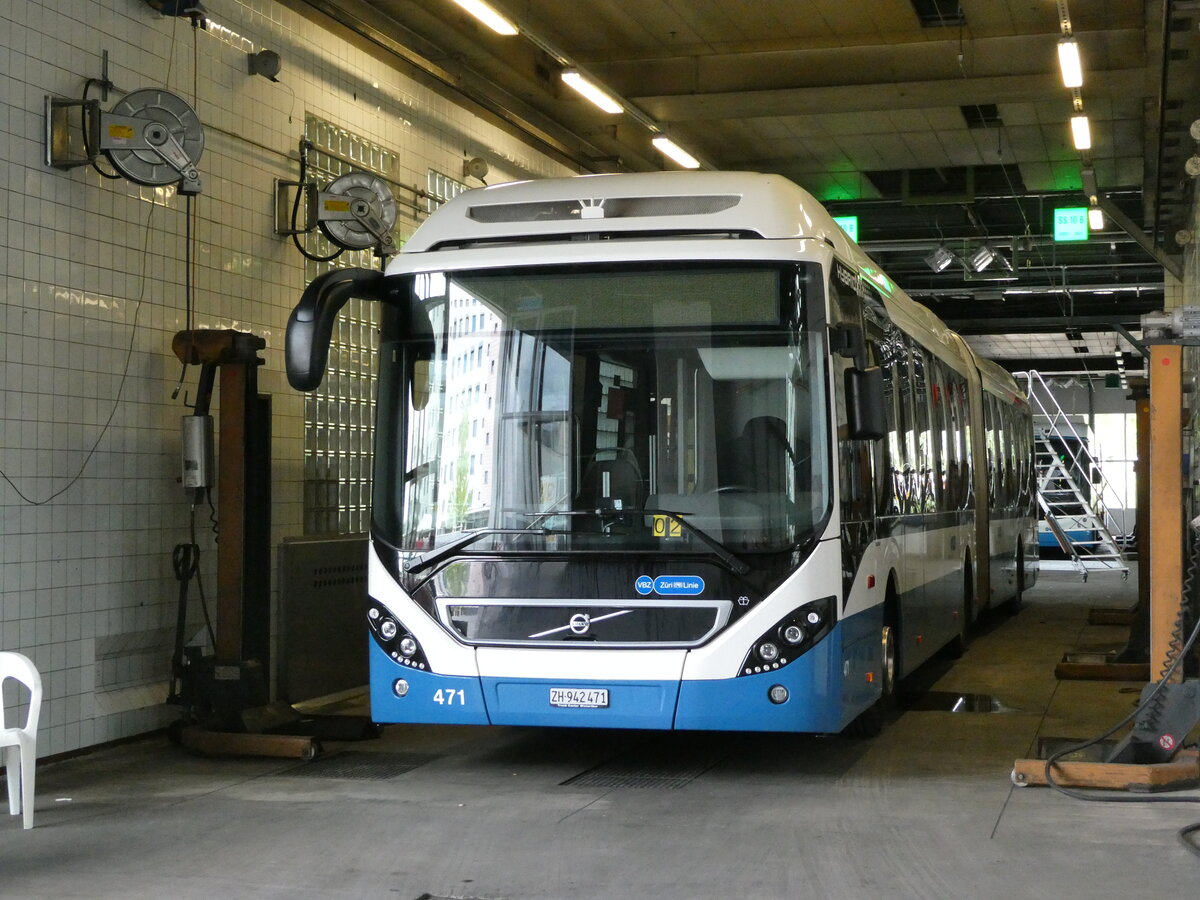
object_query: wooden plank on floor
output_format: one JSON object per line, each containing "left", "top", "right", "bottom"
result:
{"left": 1054, "top": 661, "right": 1150, "bottom": 681}
{"left": 179, "top": 726, "right": 320, "bottom": 760}
{"left": 1012, "top": 749, "right": 1200, "bottom": 792}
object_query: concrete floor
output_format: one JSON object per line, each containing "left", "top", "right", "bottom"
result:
{"left": 3, "top": 563, "right": 1199, "bottom": 899}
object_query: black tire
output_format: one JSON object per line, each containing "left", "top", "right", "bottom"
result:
{"left": 1002, "top": 543, "right": 1025, "bottom": 616}
{"left": 943, "top": 561, "right": 973, "bottom": 659}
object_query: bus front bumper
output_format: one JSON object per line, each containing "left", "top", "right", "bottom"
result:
{"left": 367, "top": 619, "right": 871, "bottom": 733}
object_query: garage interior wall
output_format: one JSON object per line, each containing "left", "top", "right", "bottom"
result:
{"left": 0, "top": 0, "right": 574, "bottom": 757}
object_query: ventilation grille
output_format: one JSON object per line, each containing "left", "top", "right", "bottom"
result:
{"left": 469, "top": 194, "right": 740, "bottom": 224}
{"left": 961, "top": 104, "right": 1002, "bottom": 129}
{"left": 560, "top": 747, "right": 721, "bottom": 789}
{"left": 910, "top": 0, "right": 965, "bottom": 27}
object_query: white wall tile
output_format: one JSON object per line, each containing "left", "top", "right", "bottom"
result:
{"left": 1, "top": 0, "right": 575, "bottom": 757}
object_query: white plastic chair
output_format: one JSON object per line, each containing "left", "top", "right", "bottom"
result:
{"left": 0, "top": 652, "right": 42, "bottom": 829}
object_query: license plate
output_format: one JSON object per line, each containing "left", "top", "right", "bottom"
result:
{"left": 549, "top": 687, "right": 609, "bottom": 709}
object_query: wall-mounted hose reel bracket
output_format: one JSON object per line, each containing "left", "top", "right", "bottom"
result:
{"left": 275, "top": 168, "right": 398, "bottom": 258}
{"left": 46, "top": 88, "right": 204, "bottom": 195}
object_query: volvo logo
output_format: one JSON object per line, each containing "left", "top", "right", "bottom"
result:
{"left": 527, "top": 608, "right": 633, "bottom": 640}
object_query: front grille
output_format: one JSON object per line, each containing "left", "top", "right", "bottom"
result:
{"left": 438, "top": 599, "right": 731, "bottom": 647}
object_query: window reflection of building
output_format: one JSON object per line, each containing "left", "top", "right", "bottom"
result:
{"left": 441, "top": 290, "right": 501, "bottom": 528}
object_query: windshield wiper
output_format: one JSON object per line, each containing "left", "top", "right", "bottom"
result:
{"left": 518, "top": 508, "right": 751, "bottom": 575}
{"left": 405, "top": 528, "right": 535, "bottom": 574}
{"left": 639, "top": 508, "right": 751, "bottom": 575}
{"left": 407, "top": 510, "right": 751, "bottom": 577}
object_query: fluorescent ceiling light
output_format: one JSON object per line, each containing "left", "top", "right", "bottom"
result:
{"left": 1071, "top": 115, "right": 1092, "bottom": 150}
{"left": 967, "top": 243, "right": 997, "bottom": 273}
{"left": 652, "top": 136, "right": 700, "bottom": 169}
{"left": 924, "top": 246, "right": 956, "bottom": 273}
{"left": 450, "top": 0, "right": 518, "bottom": 35}
{"left": 1058, "top": 38, "right": 1083, "bottom": 88}
{"left": 1088, "top": 207, "right": 1104, "bottom": 230}
{"left": 561, "top": 70, "right": 623, "bottom": 114}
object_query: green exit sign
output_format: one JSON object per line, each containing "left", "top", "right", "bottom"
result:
{"left": 1054, "top": 207, "right": 1089, "bottom": 241}
{"left": 833, "top": 216, "right": 859, "bottom": 242}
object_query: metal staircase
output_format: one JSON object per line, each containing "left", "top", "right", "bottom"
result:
{"left": 1016, "top": 371, "right": 1128, "bottom": 581}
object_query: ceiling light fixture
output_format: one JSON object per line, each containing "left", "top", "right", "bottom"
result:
{"left": 1071, "top": 115, "right": 1092, "bottom": 150}
{"left": 560, "top": 70, "right": 623, "bottom": 114}
{"left": 1088, "top": 207, "right": 1104, "bottom": 230}
{"left": 924, "top": 245, "right": 956, "bottom": 273}
{"left": 652, "top": 136, "right": 700, "bottom": 169}
{"left": 967, "top": 243, "right": 997, "bottom": 273}
{"left": 449, "top": 0, "right": 518, "bottom": 36}
{"left": 1057, "top": 37, "right": 1083, "bottom": 88}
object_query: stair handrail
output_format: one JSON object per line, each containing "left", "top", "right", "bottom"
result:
{"left": 1014, "top": 370, "right": 1128, "bottom": 545}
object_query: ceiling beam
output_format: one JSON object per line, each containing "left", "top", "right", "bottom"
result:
{"left": 631, "top": 68, "right": 1147, "bottom": 122}
{"left": 575, "top": 27, "right": 1146, "bottom": 66}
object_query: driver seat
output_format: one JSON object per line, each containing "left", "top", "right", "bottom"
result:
{"left": 729, "top": 416, "right": 793, "bottom": 494}
{"left": 579, "top": 447, "right": 644, "bottom": 510}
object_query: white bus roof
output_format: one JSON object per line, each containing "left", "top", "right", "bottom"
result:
{"left": 403, "top": 171, "right": 1021, "bottom": 399}
{"left": 405, "top": 171, "right": 857, "bottom": 254}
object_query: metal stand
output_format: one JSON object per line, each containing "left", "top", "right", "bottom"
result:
{"left": 1055, "top": 381, "right": 1152, "bottom": 681}
{"left": 1013, "top": 346, "right": 1200, "bottom": 790}
{"left": 168, "top": 330, "right": 319, "bottom": 760}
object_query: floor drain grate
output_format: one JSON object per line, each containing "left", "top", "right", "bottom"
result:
{"left": 278, "top": 751, "right": 436, "bottom": 780}
{"left": 561, "top": 756, "right": 716, "bottom": 790}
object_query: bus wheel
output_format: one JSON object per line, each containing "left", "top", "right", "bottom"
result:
{"left": 1002, "top": 543, "right": 1025, "bottom": 616}
{"left": 943, "top": 561, "right": 973, "bottom": 659}
{"left": 842, "top": 620, "right": 896, "bottom": 739}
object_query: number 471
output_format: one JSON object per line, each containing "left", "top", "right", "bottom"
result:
{"left": 433, "top": 688, "right": 465, "bottom": 705}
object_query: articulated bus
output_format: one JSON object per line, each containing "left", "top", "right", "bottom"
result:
{"left": 286, "top": 172, "right": 1037, "bottom": 735}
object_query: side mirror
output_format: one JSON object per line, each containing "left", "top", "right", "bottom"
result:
{"left": 830, "top": 322, "right": 867, "bottom": 369}
{"left": 846, "top": 366, "right": 886, "bottom": 440}
{"left": 286, "top": 268, "right": 385, "bottom": 390}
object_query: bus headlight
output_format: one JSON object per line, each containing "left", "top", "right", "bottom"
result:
{"left": 393, "top": 678, "right": 410, "bottom": 697}
{"left": 739, "top": 596, "right": 836, "bottom": 677}
{"left": 768, "top": 684, "right": 789, "bottom": 704}
{"left": 368, "top": 600, "right": 430, "bottom": 671}
{"left": 782, "top": 624, "right": 805, "bottom": 645}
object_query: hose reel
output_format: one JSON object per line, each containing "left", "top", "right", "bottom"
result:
{"left": 99, "top": 89, "right": 204, "bottom": 194}
{"left": 315, "top": 171, "right": 398, "bottom": 255}
{"left": 275, "top": 138, "right": 399, "bottom": 261}
{"left": 46, "top": 87, "right": 205, "bottom": 195}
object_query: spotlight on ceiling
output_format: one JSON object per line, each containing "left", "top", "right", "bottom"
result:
{"left": 924, "top": 245, "right": 956, "bottom": 273}
{"left": 967, "top": 243, "right": 997, "bottom": 273}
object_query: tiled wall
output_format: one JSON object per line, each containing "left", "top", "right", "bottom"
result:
{"left": 0, "top": 0, "right": 575, "bottom": 756}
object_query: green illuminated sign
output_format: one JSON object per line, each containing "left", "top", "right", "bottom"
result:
{"left": 1053, "top": 207, "right": 1089, "bottom": 242}
{"left": 833, "top": 216, "right": 859, "bottom": 242}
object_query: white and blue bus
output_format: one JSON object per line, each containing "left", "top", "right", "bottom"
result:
{"left": 286, "top": 172, "right": 1037, "bottom": 735}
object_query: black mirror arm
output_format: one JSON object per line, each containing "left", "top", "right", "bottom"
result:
{"left": 286, "top": 268, "right": 386, "bottom": 391}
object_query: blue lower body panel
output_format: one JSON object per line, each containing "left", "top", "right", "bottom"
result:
{"left": 675, "top": 621, "right": 856, "bottom": 733}
{"left": 369, "top": 615, "right": 883, "bottom": 733}
{"left": 1040, "top": 530, "right": 1093, "bottom": 547}
{"left": 369, "top": 642, "right": 491, "bottom": 725}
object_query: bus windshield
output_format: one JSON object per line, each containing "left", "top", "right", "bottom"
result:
{"left": 372, "top": 262, "right": 830, "bottom": 558}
